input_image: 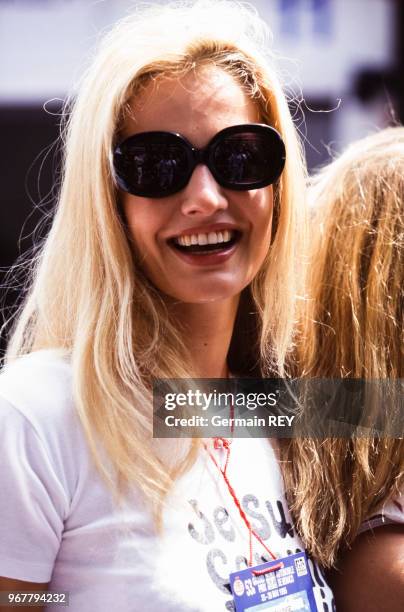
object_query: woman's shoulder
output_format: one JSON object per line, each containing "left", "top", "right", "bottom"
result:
{"left": 0, "top": 350, "right": 94, "bottom": 501}
{"left": 330, "top": 524, "right": 404, "bottom": 612}
{"left": 0, "top": 349, "right": 79, "bottom": 444}
{"left": 0, "top": 348, "right": 72, "bottom": 396}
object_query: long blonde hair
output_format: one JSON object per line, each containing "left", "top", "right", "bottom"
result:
{"left": 6, "top": 1, "right": 306, "bottom": 506}
{"left": 282, "top": 127, "right": 404, "bottom": 567}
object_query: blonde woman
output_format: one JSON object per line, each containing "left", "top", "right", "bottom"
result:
{"left": 281, "top": 127, "right": 404, "bottom": 611}
{"left": 0, "top": 2, "right": 334, "bottom": 611}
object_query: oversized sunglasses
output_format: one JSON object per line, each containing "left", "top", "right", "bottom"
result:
{"left": 113, "top": 123, "right": 286, "bottom": 198}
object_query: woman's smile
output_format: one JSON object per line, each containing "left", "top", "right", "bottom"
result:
{"left": 167, "top": 223, "right": 242, "bottom": 266}
{"left": 121, "top": 66, "right": 274, "bottom": 303}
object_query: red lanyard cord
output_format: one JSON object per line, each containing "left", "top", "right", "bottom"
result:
{"left": 204, "top": 440, "right": 277, "bottom": 567}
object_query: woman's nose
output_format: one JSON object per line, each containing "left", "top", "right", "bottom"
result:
{"left": 179, "top": 164, "right": 228, "bottom": 216}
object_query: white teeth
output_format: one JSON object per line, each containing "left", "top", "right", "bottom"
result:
{"left": 175, "top": 230, "right": 235, "bottom": 247}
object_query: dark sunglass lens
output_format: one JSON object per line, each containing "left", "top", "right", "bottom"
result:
{"left": 212, "top": 132, "right": 279, "bottom": 186}
{"left": 115, "top": 137, "right": 189, "bottom": 196}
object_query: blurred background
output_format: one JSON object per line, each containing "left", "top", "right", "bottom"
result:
{"left": 0, "top": 0, "right": 403, "bottom": 352}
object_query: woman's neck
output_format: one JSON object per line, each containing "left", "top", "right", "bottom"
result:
{"left": 169, "top": 296, "right": 239, "bottom": 378}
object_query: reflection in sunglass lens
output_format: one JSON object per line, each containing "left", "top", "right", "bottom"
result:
{"left": 121, "top": 142, "right": 189, "bottom": 192}
{"left": 213, "top": 134, "right": 268, "bottom": 184}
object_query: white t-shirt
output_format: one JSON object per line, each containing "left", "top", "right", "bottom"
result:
{"left": 0, "top": 351, "right": 335, "bottom": 611}
{"left": 359, "top": 496, "right": 404, "bottom": 534}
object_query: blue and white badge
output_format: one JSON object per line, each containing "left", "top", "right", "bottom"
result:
{"left": 229, "top": 551, "right": 317, "bottom": 611}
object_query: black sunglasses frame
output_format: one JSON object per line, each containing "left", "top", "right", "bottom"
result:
{"left": 113, "top": 123, "right": 286, "bottom": 198}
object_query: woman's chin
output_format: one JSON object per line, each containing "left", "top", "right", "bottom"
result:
{"left": 161, "top": 281, "right": 246, "bottom": 305}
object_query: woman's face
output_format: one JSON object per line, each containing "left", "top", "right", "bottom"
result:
{"left": 120, "top": 67, "right": 274, "bottom": 304}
